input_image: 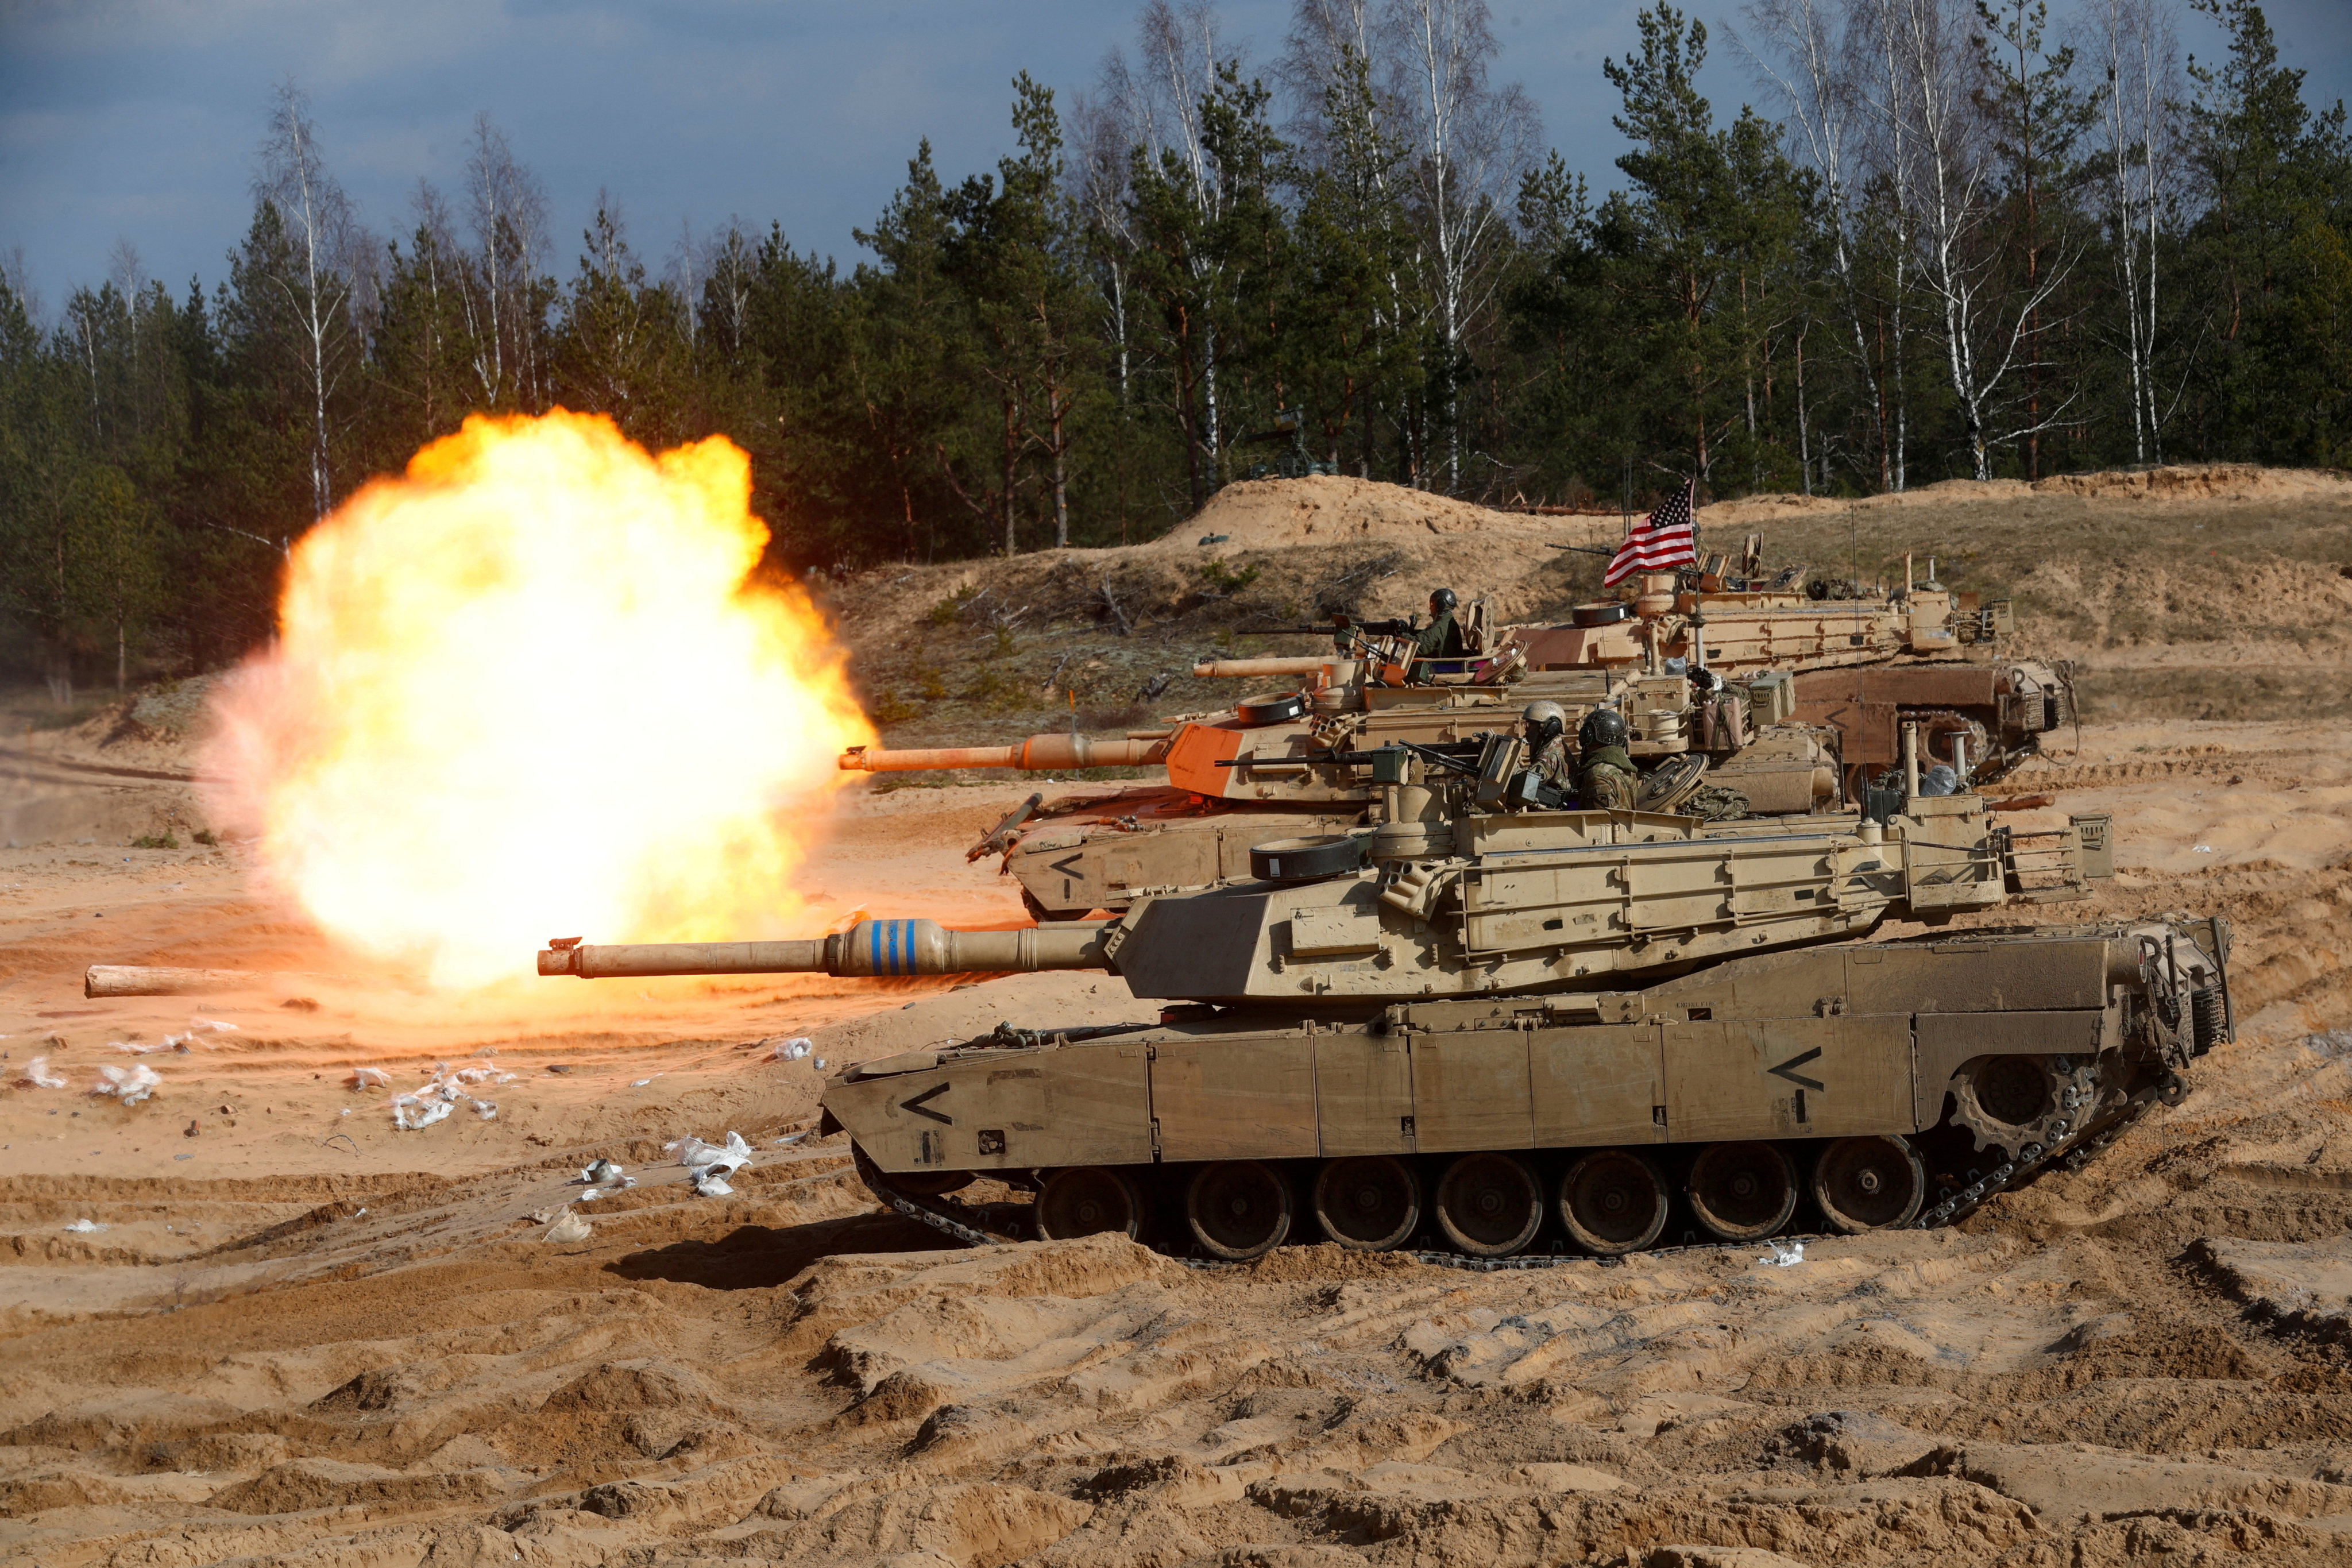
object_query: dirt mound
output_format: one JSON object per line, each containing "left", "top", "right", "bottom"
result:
{"left": 1149, "top": 474, "right": 1561, "bottom": 555}
{"left": 1701, "top": 464, "right": 2352, "bottom": 528}
{"left": 2032, "top": 462, "right": 2352, "bottom": 503}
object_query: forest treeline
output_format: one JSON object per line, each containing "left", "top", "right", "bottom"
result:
{"left": 3, "top": 0, "right": 2349, "bottom": 689}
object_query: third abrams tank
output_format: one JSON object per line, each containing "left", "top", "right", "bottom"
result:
{"left": 542, "top": 732, "right": 2227, "bottom": 1264}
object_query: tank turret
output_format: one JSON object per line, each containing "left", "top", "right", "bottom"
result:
{"left": 542, "top": 782, "right": 2115, "bottom": 1002}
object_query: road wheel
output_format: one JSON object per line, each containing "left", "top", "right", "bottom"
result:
{"left": 1557, "top": 1149, "right": 1670, "bottom": 1256}
{"left": 1685, "top": 1141, "right": 1798, "bottom": 1242}
{"left": 1434, "top": 1152, "right": 1543, "bottom": 1257}
{"left": 1036, "top": 1167, "right": 1146, "bottom": 1241}
{"left": 1311, "top": 1156, "right": 1420, "bottom": 1252}
{"left": 1185, "top": 1161, "right": 1293, "bottom": 1260}
{"left": 1812, "top": 1134, "right": 1926, "bottom": 1232}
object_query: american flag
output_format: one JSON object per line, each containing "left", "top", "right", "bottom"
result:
{"left": 1602, "top": 479, "right": 1699, "bottom": 586}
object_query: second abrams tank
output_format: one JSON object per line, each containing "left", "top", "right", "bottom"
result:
{"left": 842, "top": 557, "right": 2069, "bottom": 919}
{"left": 541, "top": 750, "right": 2229, "bottom": 1264}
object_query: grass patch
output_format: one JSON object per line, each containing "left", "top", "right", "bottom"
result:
{"left": 1199, "top": 557, "right": 1263, "bottom": 594}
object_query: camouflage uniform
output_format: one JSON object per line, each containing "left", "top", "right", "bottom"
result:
{"left": 1530, "top": 733, "right": 1575, "bottom": 791}
{"left": 1579, "top": 744, "right": 1639, "bottom": 810}
{"left": 1686, "top": 784, "right": 1752, "bottom": 821}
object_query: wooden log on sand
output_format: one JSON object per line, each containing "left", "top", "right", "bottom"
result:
{"left": 84, "top": 965, "right": 369, "bottom": 999}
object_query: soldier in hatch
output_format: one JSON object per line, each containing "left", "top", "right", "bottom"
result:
{"left": 1521, "top": 700, "right": 1574, "bottom": 791}
{"left": 1408, "top": 588, "right": 1470, "bottom": 680}
{"left": 1577, "top": 707, "right": 1639, "bottom": 810}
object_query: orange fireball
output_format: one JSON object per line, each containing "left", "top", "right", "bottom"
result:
{"left": 202, "top": 410, "right": 873, "bottom": 988}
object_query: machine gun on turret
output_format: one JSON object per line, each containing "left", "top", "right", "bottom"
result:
{"left": 1242, "top": 613, "right": 1421, "bottom": 640}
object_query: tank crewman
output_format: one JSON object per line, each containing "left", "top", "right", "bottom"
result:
{"left": 1521, "top": 700, "right": 1574, "bottom": 789}
{"left": 1576, "top": 708, "right": 1639, "bottom": 810}
{"left": 1409, "top": 588, "right": 1470, "bottom": 677}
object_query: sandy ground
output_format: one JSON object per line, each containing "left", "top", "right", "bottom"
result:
{"left": 5, "top": 719, "right": 2352, "bottom": 1566}
{"left": 7, "top": 469, "right": 2352, "bottom": 1566}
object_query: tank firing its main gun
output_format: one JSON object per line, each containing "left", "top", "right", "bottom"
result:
{"left": 536, "top": 746, "right": 2223, "bottom": 1265}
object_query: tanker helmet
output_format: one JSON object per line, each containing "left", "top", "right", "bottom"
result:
{"left": 1578, "top": 707, "right": 1629, "bottom": 751}
{"left": 1428, "top": 587, "right": 1458, "bottom": 615}
{"left": 1521, "top": 700, "right": 1567, "bottom": 739}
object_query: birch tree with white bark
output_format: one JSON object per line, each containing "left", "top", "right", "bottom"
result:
{"left": 1853, "top": 0, "right": 2084, "bottom": 480}
{"left": 2081, "top": 0, "right": 2184, "bottom": 462}
{"left": 1735, "top": 0, "right": 1895, "bottom": 489}
{"left": 1381, "top": 0, "right": 1539, "bottom": 491}
{"left": 254, "top": 80, "right": 371, "bottom": 523}
{"left": 461, "top": 113, "right": 550, "bottom": 411}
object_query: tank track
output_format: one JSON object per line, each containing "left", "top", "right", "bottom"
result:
{"left": 852, "top": 1143, "right": 1026, "bottom": 1248}
{"left": 849, "top": 1072, "right": 2175, "bottom": 1270}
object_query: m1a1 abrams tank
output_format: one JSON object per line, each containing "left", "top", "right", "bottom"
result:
{"left": 845, "top": 650, "right": 1840, "bottom": 921}
{"left": 542, "top": 733, "right": 2230, "bottom": 1264}
{"left": 841, "top": 550, "right": 2066, "bottom": 920}
{"left": 1503, "top": 552, "right": 2071, "bottom": 796}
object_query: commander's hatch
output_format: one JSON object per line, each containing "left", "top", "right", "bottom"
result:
{"left": 1462, "top": 596, "right": 1492, "bottom": 654}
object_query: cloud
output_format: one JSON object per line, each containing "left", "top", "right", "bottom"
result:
{"left": 3, "top": 0, "right": 2346, "bottom": 303}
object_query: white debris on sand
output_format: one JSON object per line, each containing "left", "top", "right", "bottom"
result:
{"left": 393, "top": 1096, "right": 454, "bottom": 1130}
{"left": 63, "top": 1219, "right": 107, "bottom": 1234}
{"left": 669, "top": 1131, "right": 752, "bottom": 1173}
{"left": 668, "top": 1131, "right": 753, "bottom": 1196}
{"left": 94, "top": 1064, "right": 162, "bottom": 1106}
{"left": 1759, "top": 1239, "right": 1806, "bottom": 1268}
{"left": 25, "top": 1057, "right": 67, "bottom": 1089}
{"left": 770, "top": 1036, "right": 813, "bottom": 1061}
{"left": 386, "top": 1063, "right": 515, "bottom": 1128}
{"left": 543, "top": 1212, "right": 592, "bottom": 1244}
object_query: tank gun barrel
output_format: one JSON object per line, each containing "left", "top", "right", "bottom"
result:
{"left": 1192, "top": 656, "right": 1330, "bottom": 678}
{"left": 840, "top": 735, "right": 1169, "bottom": 773}
{"left": 539, "top": 919, "right": 1115, "bottom": 980}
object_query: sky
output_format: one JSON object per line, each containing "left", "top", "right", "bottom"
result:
{"left": 3, "top": 0, "right": 2349, "bottom": 318}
